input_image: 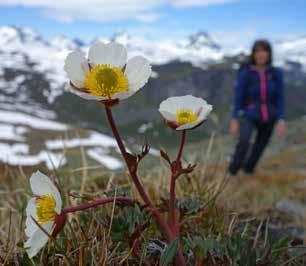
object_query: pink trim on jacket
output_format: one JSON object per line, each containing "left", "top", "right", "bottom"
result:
{"left": 251, "top": 67, "right": 269, "bottom": 122}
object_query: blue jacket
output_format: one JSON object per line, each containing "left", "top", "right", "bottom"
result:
{"left": 232, "top": 65, "right": 285, "bottom": 122}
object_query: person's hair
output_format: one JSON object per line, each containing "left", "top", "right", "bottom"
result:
{"left": 250, "top": 39, "right": 273, "bottom": 66}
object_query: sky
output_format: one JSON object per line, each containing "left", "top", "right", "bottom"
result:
{"left": 0, "top": 0, "right": 305, "bottom": 45}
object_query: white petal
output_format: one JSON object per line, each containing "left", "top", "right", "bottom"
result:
{"left": 26, "top": 198, "right": 38, "bottom": 219}
{"left": 24, "top": 221, "right": 54, "bottom": 258}
{"left": 176, "top": 120, "right": 201, "bottom": 131}
{"left": 159, "top": 98, "right": 179, "bottom": 115}
{"left": 113, "top": 90, "right": 135, "bottom": 101}
{"left": 173, "top": 95, "right": 200, "bottom": 111}
{"left": 197, "top": 103, "right": 213, "bottom": 122}
{"left": 158, "top": 110, "right": 176, "bottom": 122}
{"left": 65, "top": 83, "right": 105, "bottom": 101}
{"left": 25, "top": 217, "right": 38, "bottom": 238}
{"left": 30, "top": 171, "right": 62, "bottom": 214}
{"left": 125, "top": 56, "right": 151, "bottom": 93}
{"left": 25, "top": 198, "right": 38, "bottom": 237}
{"left": 64, "top": 51, "right": 89, "bottom": 88}
{"left": 159, "top": 95, "right": 206, "bottom": 113}
{"left": 88, "top": 42, "right": 127, "bottom": 68}
{"left": 176, "top": 103, "right": 213, "bottom": 131}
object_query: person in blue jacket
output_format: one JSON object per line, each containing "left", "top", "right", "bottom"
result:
{"left": 229, "top": 39, "right": 286, "bottom": 176}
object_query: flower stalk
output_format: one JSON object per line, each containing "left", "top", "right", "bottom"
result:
{"left": 105, "top": 106, "right": 152, "bottom": 205}
{"left": 169, "top": 130, "right": 187, "bottom": 236}
{"left": 104, "top": 105, "right": 187, "bottom": 266}
{"left": 63, "top": 196, "right": 135, "bottom": 213}
{"left": 176, "top": 130, "right": 186, "bottom": 163}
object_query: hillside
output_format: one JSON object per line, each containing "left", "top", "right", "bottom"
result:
{"left": 0, "top": 26, "right": 306, "bottom": 169}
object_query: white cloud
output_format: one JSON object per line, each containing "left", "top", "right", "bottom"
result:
{"left": 0, "top": 0, "right": 237, "bottom": 23}
{"left": 135, "top": 13, "right": 162, "bottom": 23}
{"left": 169, "top": 0, "right": 237, "bottom": 8}
{"left": 0, "top": 0, "right": 163, "bottom": 22}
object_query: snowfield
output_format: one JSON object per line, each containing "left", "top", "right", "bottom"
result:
{"left": 0, "top": 25, "right": 305, "bottom": 170}
{"left": 0, "top": 124, "right": 27, "bottom": 141}
{"left": 0, "top": 108, "right": 124, "bottom": 170}
{"left": 87, "top": 148, "right": 123, "bottom": 170}
{"left": 45, "top": 131, "right": 118, "bottom": 150}
{"left": 0, "top": 26, "right": 305, "bottom": 104}
{"left": 0, "top": 143, "right": 66, "bottom": 170}
{"left": 0, "top": 107, "right": 127, "bottom": 170}
{"left": 0, "top": 110, "right": 68, "bottom": 130}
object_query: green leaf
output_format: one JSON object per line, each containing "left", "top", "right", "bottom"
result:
{"left": 160, "top": 238, "right": 179, "bottom": 266}
{"left": 288, "top": 245, "right": 306, "bottom": 258}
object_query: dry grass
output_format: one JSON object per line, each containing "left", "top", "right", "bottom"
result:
{"left": 0, "top": 128, "right": 306, "bottom": 264}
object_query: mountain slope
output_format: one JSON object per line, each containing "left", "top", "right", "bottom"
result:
{"left": 0, "top": 26, "right": 306, "bottom": 168}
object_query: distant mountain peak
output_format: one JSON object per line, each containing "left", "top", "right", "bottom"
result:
{"left": 111, "top": 31, "right": 132, "bottom": 44}
{"left": 0, "top": 25, "right": 41, "bottom": 44}
{"left": 187, "top": 31, "right": 221, "bottom": 51}
{"left": 49, "top": 35, "right": 84, "bottom": 50}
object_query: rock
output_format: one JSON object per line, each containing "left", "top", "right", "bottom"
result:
{"left": 275, "top": 198, "right": 306, "bottom": 218}
{"left": 268, "top": 224, "right": 304, "bottom": 241}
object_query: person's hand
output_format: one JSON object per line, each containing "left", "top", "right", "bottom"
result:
{"left": 230, "top": 119, "right": 239, "bottom": 137}
{"left": 276, "top": 120, "right": 286, "bottom": 138}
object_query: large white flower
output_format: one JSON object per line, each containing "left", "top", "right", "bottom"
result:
{"left": 64, "top": 42, "right": 152, "bottom": 103}
{"left": 159, "top": 95, "right": 213, "bottom": 130}
{"left": 24, "top": 171, "right": 64, "bottom": 258}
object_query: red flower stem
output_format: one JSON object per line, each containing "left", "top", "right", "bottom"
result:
{"left": 169, "top": 130, "right": 187, "bottom": 236}
{"left": 63, "top": 196, "right": 134, "bottom": 213}
{"left": 105, "top": 107, "right": 151, "bottom": 205}
{"left": 105, "top": 106, "right": 186, "bottom": 265}
{"left": 176, "top": 130, "right": 186, "bottom": 163}
{"left": 105, "top": 107, "right": 173, "bottom": 238}
{"left": 169, "top": 175, "right": 177, "bottom": 234}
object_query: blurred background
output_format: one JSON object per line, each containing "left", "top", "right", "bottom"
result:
{"left": 0, "top": 0, "right": 306, "bottom": 261}
{"left": 0, "top": 0, "right": 305, "bottom": 172}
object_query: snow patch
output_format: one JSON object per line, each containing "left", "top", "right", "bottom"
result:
{"left": 0, "top": 142, "right": 66, "bottom": 170}
{"left": 0, "top": 124, "right": 26, "bottom": 141}
{"left": 87, "top": 148, "right": 123, "bottom": 170}
{"left": 0, "top": 110, "right": 68, "bottom": 130}
{"left": 138, "top": 122, "right": 153, "bottom": 134}
{"left": 46, "top": 131, "right": 117, "bottom": 150}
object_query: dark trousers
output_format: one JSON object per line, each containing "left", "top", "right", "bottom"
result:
{"left": 228, "top": 118, "right": 275, "bottom": 175}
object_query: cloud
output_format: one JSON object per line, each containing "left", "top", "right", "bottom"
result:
{"left": 135, "top": 13, "right": 162, "bottom": 23}
{"left": 0, "top": 0, "right": 237, "bottom": 23}
{"left": 169, "top": 0, "right": 237, "bottom": 8}
{"left": 0, "top": 0, "right": 164, "bottom": 22}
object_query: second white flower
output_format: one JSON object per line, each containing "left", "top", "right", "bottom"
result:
{"left": 159, "top": 95, "right": 213, "bottom": 130}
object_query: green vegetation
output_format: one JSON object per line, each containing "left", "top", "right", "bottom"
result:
{"left": 1, "top": 118, "right": 306, "bottom": 264}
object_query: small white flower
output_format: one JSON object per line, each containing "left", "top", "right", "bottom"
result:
{"left": 24, "top": 171, "right": 64, "bottom": 258}
{"left": 159, "top": 95, "right": 213, "bottom": 130}
{"left": 64, "top": 42, "right": 152, "bottom": 103}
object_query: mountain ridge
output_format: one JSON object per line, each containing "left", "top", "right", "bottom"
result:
{"left": 0, "top": 25, "right": 306, "bottom": 169}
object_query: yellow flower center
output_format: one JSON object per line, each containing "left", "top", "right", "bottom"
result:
{"left": 176, "top": 109, "right": 198, "bottom": 126}
{"left": 84, "top": 64, "right": 129, "bottom": 99}
{"left": 36, "top": 195, "right": 56, "bottom": 224}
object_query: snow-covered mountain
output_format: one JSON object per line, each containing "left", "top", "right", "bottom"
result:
{"left": 1, "top": 26, "right": 305, "bottom": 89}
{"left": 275, "top": 36, "right": 306, "bottom": 67}
{"left": 0, "top": 26, "right": 226, "bottom": 102}
{"left": 0, "top": 25, "right": 305, "bottom": 170}
{"left": 1, "top": 26, "right": 305, "bottom": 78}
{"left": 1, "top": 25, "right": 305, "bottom": 122}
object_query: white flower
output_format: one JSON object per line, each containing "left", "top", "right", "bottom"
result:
{"left": 24, "top": 171, "right": 64, "bottom": 258}
{"left": 159, "top": 95, "right": 213, "bottom": 130}
{"left": 64, "top": 42, "right": 152, "bottom": 103}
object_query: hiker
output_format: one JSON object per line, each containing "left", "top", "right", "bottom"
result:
{"left": 228, "top": 39, "right": 286, "bottom": 176}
